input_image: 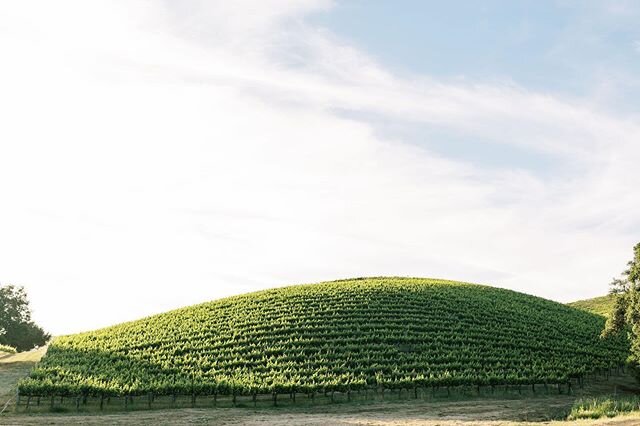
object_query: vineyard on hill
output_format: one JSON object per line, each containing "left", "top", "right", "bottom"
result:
{"left": 18, "top": 278, "right": 628, "bottom": 406}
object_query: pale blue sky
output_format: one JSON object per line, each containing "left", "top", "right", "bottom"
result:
{"left": 313, "top": 1, "right": 640, "bottom": 100}
{"left": 310, "top": 0, "right": 640, "bottom": 175}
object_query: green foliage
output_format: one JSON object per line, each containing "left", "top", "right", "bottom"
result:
{"left": 19, "top": 277, "right": 628, "bottom": 398}
{"left": 0, "top": 284, "right": 50, "bottom": 351}
{"left": 568, "top": 396, "right": 640, "bottom": 420}
{"left": 568, "top": 295, "right": 616, "bottom": 317}
{"left": 0, "top": 344, "right": 16, "bottom": 354}
{"left": 602, "top": 243, "right": 640, "bottom": 379}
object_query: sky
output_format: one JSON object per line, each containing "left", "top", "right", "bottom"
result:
{"left": 0, "top": 0, "right": 639, "bottom": 335}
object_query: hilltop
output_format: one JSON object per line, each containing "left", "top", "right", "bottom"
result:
{"left": 568, "top": 295, "right": 616, "bottom": 317}
{"left": 19, "top": 278, "right": 628, "bottom": 402}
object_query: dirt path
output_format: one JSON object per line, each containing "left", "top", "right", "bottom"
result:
{"left": 0, "top": 390, "right": 627, "bottom": 425}
{"left": 1, "top": 405, "right": 640, "bottom": 426}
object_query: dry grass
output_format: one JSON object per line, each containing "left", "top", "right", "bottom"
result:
{"left": 0, "top": 347, "right": 47, "bottom": 365}
{"left": 0, "top": 347, "right": 47, "bottom": 414}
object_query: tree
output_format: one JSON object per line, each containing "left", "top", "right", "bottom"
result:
{"left": 602, "top": 242, "right": 640, "bottom": 378}
{"left": 0, "top": 284, "right": 50, "bottom": 351}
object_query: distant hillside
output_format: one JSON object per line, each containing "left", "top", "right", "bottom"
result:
{"left": 568, "top": 294, "right": 616, "bottom": 317}
{"left": 20, "top": 277, "right": 628, "bottom": 400}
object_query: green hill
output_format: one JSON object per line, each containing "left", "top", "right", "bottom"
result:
{"left": 568, "top": 294, "right": 616, "bottom": 317}
{"left": 19, "top": 278, "right": 628, "bottom": 400}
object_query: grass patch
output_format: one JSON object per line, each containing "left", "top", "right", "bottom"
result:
{"left": 568, "top": 395, "right": 640, "bottom": 420}
{"left": 0, "top": 345, "right": 16, "bottom": 355}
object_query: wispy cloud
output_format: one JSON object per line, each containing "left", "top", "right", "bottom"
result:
{"left": 0, "top": 0, "right": 637, "bottom": 334}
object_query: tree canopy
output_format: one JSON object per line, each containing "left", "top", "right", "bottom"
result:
{"left": 603, "top": 242, "right": 640, "bottom": 378}
{"left": 0, "top": 284, "right": 50, "bottom": 352}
